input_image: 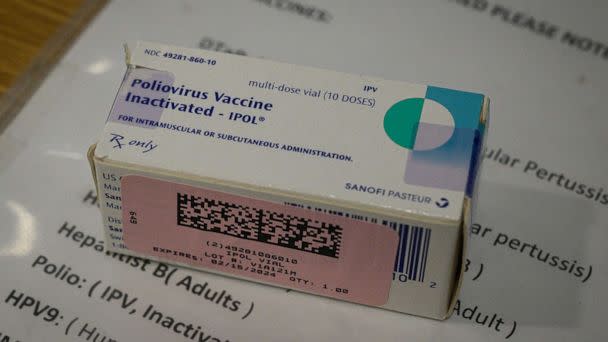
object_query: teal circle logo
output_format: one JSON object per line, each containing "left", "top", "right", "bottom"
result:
{"left": 384, "top": 98, "right": 454, "bottom": 151}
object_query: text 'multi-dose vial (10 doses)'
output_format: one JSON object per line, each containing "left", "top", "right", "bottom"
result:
{"left": 88, "top": 41, "right": 489, "bottom": 319}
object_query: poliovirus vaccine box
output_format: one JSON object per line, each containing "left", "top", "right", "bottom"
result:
{"left": 88, "top": 41, "right": 489, "bottom": 320}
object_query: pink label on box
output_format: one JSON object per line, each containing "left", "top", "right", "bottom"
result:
{"left": 121, "top": 175, "right": 398, "bottom": 306}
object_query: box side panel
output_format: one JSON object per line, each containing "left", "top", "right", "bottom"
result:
{"left": 93, "top": 157, "right": 459, "bottom": 319}
{"left": 445, "top": 97, "right": 490, "bottom": 318}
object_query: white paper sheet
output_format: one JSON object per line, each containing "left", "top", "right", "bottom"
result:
{"left": 1, "top": 0, "right": 606, "bottom": 341}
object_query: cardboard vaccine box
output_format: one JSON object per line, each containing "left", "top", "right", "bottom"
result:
{"left": 88, "top": 41, "right": 489, "bottom": 319}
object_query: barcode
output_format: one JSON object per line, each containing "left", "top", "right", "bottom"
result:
{"left": 383, "top": 221, "right": 431, "bottom": 282}
{"left": 177, "top": 193, "right": 343, "bottom": 258}
{"left": 284, "top": 202, "right": 379, "bottom": 223}
{"left": 284, "top": 202, "right": 432, "bottom": 282}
